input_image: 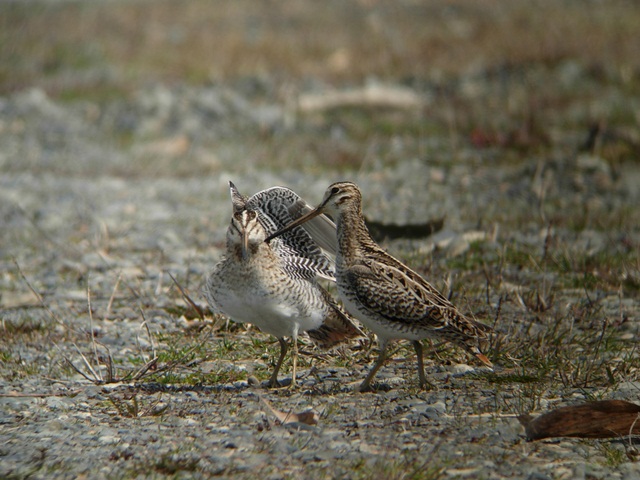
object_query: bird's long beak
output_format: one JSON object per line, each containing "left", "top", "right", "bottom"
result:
{"left": 265, "top": 206, "right": 325, "bottom": 243}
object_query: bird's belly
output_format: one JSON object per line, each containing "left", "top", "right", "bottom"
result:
{"left": 211, "top": 278, "right": 325, "bottom": 338}
{"left": 337, "top": 288, "right": 427, "bottom": 342}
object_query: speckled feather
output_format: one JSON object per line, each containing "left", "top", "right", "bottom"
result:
{"left": 204, "top": 182, "right": 362, "bottom": 387}
{"left": 266, "top": 181, "right": 492, "bottom": 390}
{"left": 205, "top": 215, "right": 358, "bottom": 349}
{"left": 340, "top": 253, "right": 492, "bottom": 355}
{"left": 232, "top": 183, "right": 337, "bottom": 281}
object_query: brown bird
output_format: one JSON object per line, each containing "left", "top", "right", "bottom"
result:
{"left": 266, "top": 181, "right": 493, "bottom": 391}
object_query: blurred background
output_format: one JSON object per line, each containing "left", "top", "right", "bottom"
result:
{"left": 1, "top": 0, "right": 639, "bottom": 289}
{"left": 3, "top": 0, "right": 640, "bottom": 93}
{"left": 3, "top": 0, "right": 639, "bottom": 181}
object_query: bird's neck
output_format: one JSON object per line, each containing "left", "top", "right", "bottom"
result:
{"left": 228, "top": 241, "right": 272, "bottom": 263}
{"left": 334, "top": 205, "right": 377, "bottom": 261}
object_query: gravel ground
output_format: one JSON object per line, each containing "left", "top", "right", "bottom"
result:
{"left": 1, "top": 45, "right": 640, "bottom": 480}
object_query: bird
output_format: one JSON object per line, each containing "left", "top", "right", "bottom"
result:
{"left": 204, "top": 182, "right": 362, "bottom": 388}
{"left": 266, "top": 181, "right": 493, "bottom": 391}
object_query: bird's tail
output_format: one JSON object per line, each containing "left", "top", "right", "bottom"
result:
{"left": 307, "top": 296, "right": 364, "bottom": 349}
{"left": 475, "top": 352, "right": 493, "bottom": 369}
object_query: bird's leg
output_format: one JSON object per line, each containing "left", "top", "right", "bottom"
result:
{"left": 358, "top": 339, "right": 388, "bottom": 392}
{"left": 412, "top": 340, "right": 433, "bottom": 390}
{"left": 267, "top": 338, "right": 288, "bottom": 388}
{"left": 288, "top": 334, "right": 298, "bottom": 389}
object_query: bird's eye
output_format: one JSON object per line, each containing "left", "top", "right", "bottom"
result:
{"left": 331, "top": 186, "right": 340, "bottom": 194}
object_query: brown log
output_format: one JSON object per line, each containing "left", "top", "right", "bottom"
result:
{"left": 518, "top": 400, "right": 640, "bottom": 441}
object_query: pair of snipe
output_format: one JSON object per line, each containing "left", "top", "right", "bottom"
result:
{"left": 205, "top": 181, "right": 492, "bottom": 391}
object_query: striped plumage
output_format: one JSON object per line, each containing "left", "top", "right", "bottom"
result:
{"left": 233, "top": 182, "right": 338, "bottom": 281}
{"left": 204, "top": 182, "right": 362, "bottom": 388}
{"left": 266, "top": 181, "right": 493, "bottom": 391}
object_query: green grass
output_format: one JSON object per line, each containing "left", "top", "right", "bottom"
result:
{"left": 0, "top": 313, "right": 58, "bottom": 380}
{"left": 597, "top": 442, "right": 630, "bottom": 468}
{"left": 105, "top": 392, "right": 169, "bottom": 419}
{"left": 0, "top": 349, "right": 41, "bottom": 380}
{"left": 482, "top": 371, "right": 541, "bottom": 385}
{"left": 145, "top": 326, "right": 323, "bottom": 387}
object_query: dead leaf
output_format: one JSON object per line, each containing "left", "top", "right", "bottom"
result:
{"left": 259, "top": 395, "right": 319, "bottom": 426}
{"left": 518, "top": 400, "right": 640, "bottom": 441}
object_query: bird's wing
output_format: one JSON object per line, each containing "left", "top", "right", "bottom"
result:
{"left": 345, "top": 258, "right": 470, "bottom": 331}
{"left": 245, "top": 186, "right": 337, "bottom": 281}
{"left": 285, "top": 197, "right": 337, "bottom": 256}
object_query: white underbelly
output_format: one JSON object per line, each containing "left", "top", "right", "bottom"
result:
{"left": 213, "top": 286, "right": 324, "bottom": 339}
